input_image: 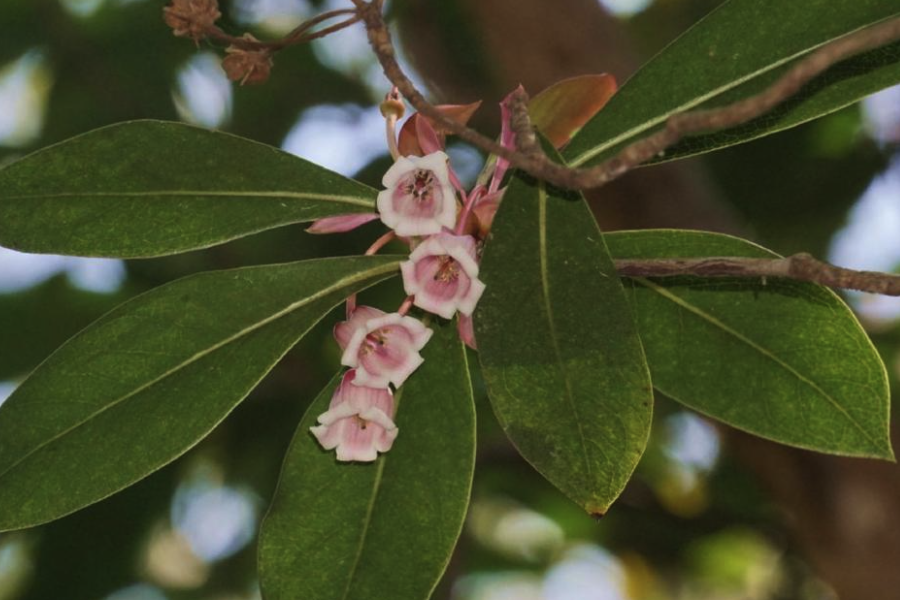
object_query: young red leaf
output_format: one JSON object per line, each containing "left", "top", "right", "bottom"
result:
{"left": 529, "top": 74, "right": 617, "bottom": 148}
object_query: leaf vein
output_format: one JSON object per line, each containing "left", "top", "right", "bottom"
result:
{"left": 639, "top": 278, "right": 881, "bottom": 450}
{"left": 0, "top": 261, "right": 399, "bottom": 483}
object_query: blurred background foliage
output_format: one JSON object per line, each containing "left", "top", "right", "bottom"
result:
{"left": 0, "top": 0, "right": 899, "bottom": 599}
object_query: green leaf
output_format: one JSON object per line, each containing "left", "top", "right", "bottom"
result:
{"left": 564, "top": 1, "right": 900, "bottom": 167}
{"left": 605, "top": 229, "right": 893, "bottom": 459}
{"left": 0, "top": 121, "right": 378, "bottom": 258}
{"left": 476, "top": 169, "right": 653, "bottom": 516}
{"left": 259, "top": 321, "right": 475, "bottom": 600}
{"left": 0, "top": 256, "right": 400, "bottom": 531}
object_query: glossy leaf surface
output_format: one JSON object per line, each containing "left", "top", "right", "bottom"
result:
{"left": 605, "top": 230, "right": 892, "bottom": 459}
{"left": 0, "top": 256, "right": 401, "bottom": 531}
{"left": 0, "top": 121, "right": 378, "bottom": 258}
{"left": 564, "top": 1, "right": 900, "bottom": 167}
{"left": 476, "top": 169, "right": 653, "bottom": 516}
{"left": 259, "top": 321, "right": 475, "bottom": 600}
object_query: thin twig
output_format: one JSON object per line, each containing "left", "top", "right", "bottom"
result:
{"left": 204, "top": 9, "right": 359, "bottom": 51}
{"left": 354, "top": 0, "right": 900, "bottom": 190}
{"left": 614, "top": 255, "right": 900, "bottom": 296}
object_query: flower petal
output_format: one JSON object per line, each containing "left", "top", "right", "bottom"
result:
{"left": 376, "top": 152, "right": 457, "bottom": 237}
{"left": 311, "top": 370, "right": 398, "bottom": 462}
{"left": 402, "top": 232, "right": 486, "bottom": 319}
{"left": 335, "top": 305, "right": 386, "bottom": 352}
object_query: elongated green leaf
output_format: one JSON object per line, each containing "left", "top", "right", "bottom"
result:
{"left": 476, "top": 169, "right": 653, "bottom": 516}
{"left": 0, "top": 121, "right": 378, "bottom": 258}
{"left": 0, "top": 256, "right": 401, "bottom": 531}
{"left": 259, "top": 321, "right": 475, "bottom": 600}
{"left": 605, "top": 230, "right": 892, "bottom": 459}
{"left": 564, "top": 1, "right": 900, "bottom": 167}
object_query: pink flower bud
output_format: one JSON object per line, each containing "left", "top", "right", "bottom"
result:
{"left": 310, "top": 370, "right": 398, "bottom": 462}
{"left": 400, "top": 232, "right": 486, "bottom": 319}
{"left": 457, "top": 313, "right": 477, "bottom": 350}
{"left": 376, "top": 152, "right": 457, "bottom": 237}
{"left": 306, "top": 213, "right": 379, "bottom": 235}
{"left": 341, "top": 313, "right": 433, "bottom": 389}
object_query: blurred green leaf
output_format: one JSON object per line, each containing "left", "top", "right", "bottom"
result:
{"left": 0, "top": 255, "right": 400, "bottom": 531}
{"left": 259, "top": 321, "right": 475, "bottom": 600}
{"left": 564, "top": 0, "right": 900, "bottom": 167}
{"left": 0, "top": 276, "right": 131, "bottom": 380}
{"left": 0, "top": 121, "right": 377, "bottom": 258}
{"left": 605, "top": 229, "right": 892, "bottom": 459}
{"left": 476, "top": 165, "right": 653, "bottom": 516}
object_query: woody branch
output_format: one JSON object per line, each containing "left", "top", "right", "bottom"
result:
{"left": 613, "top": 255, "right": 900, "bottom": 296}
{"left": 164, "top": 2, "right": 900, "bottom": 298}
{"left": 352, "top": 0, "right": 900, "bottom": 191}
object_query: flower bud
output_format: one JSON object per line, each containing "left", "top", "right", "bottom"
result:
{"left": 380, "top": 88, "right": 406, "bottom": 121}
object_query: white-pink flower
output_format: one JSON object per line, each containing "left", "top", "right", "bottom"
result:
{"left": 334, "top": 305, "right": 386, "bottom": 352}
{"left": 376, "top": 152, "right": 457, "bottom": 237}
{"left": 400, "top": 231, "right": 486, "bottom": 319}
{"left": 310, "top": 370, "right": 398, "bottom": 462}
{"left": 341, "top": 311, "right": 433, "bottom": 388}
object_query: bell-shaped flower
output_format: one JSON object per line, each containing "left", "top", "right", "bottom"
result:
{"left": 376, "top": 152, "right": 457, "bottom": 237}
{"left": 334, "top": 305, "right": 385, "bottom": 352}
{"left": 341, "top": 312, "right": 433, "bottom": 389}
{"left": 400, "top": 231, "right": 486, "bottom": 319}
{"left": 310, "top": 370, "right": 398, "bottom": 462}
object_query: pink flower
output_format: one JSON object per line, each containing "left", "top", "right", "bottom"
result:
{"left": 334, "top": 305, "right": 386, "bottom": 352}
{"left": 400, "top": 232, "right": 486, "bottom": 319}
{"left": 310, "top": 370, "right": 398, "bottom": 462}
{"left": 376, "top": 152, "right": 457, "bottom": 237}
{"left": 341, "top": 312, "right": 433, "bottom": 388}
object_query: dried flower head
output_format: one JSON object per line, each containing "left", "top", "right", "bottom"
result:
{"left": 163, "top": 0, "right": 221, "bottom": 43}
{"left": 222, "top": 40, "right": 273, "bottom": 86}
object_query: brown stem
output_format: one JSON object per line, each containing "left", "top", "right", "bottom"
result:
{"left": 354, "top": 0, "right": 900, "bottom": 191}
{"left": 614, "top": 255, "right": 900, "bottom": 296}
{"left": 204, "top": 9, "right": 359, "bottom": 51}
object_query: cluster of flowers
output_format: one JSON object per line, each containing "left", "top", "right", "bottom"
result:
{"left": 308, "top": 91, "right": 515, "bottom": 462}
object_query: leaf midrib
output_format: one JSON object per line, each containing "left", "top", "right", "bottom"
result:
{"left": 338, "top": 386, "right": 404, "bottom": 600}
{"left": 0, "top": 262, "right": 399, "bottom": 483}
{"left": 566, "top": 21, "right": 881, "bottom": 168}
{"left": 538, "top": 184, "right": 593, "bottom": 482}
{"left": 638, "top": 278, "right": 882, "bottom": 450}
{"left": 2, "top": 190, "right": 375, "bottom": 208}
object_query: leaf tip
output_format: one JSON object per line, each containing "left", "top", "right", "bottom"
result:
{"left": 586, "top": 502, "right": 609, "bottom": 521}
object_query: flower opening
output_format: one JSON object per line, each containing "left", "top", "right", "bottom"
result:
{"left": 376, "top": 152, "right": 457, "bottom": 237}
{"left": 401, "top": 231, "right": 486, "bottom": 319}
{"left": 341, "top": 312, "right": 432, "bottom": 388}
{"left": 310, "top": 370, "right": 398, "bottom": 462}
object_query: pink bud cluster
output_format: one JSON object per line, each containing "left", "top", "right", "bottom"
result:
{"left": 308, "top": 89, "right": 520, "bottom": 462}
